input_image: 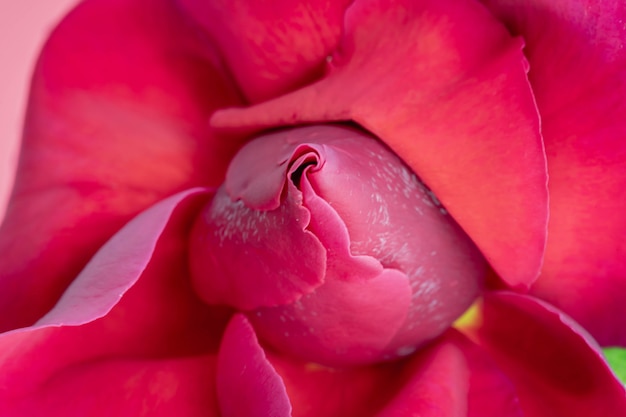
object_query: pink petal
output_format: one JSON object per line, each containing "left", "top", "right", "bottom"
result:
{"left": 0, "top": 0, "right": 241, "bottom": 331}
{"left": 174, "top": 0, "right": 352, "bottom": 103}
{"left": 298, "top": 127, "right": 485, "bottom": 352}
{"left": 212, "top": 0, "right": 549, "bottom": 290}
{"left": 379, "top": 330, "right": 524, "bottom": 417}
{"left": 445, "top": 331, "right": 523, "bottom": 417}
{"left": 217, "top": 316, "right": 520, "bottom": 417}
{"left": 0, "top": 189, "right": 228, "bottom": 415}
{"left": 476, "top": 292, "right": 626, "bottom": 417}
{"left": 375, "top": 339, "right": 469, "bottom": 417}
{"left": 1, "top": 356, "right": 219, "bottom": 417}
{"left": 216, "top": 314, "right": 292, "bottom": 417}
{"left": 217, "top": 316, "right": 479, "bottom": 417}
{"left": 189, "top": 184, "right": 327, "bottom": 310}
{"left": 196, "top": 124, "right": 483, "bottom": 365}
{"left": 267, "top": 354, "right": 405, "bottom": 417}
{"left": 249, "top": 266, "right": 412, "bottom": 366}
{"left": 482, "top": 0, "right": 626, "bottom": 346}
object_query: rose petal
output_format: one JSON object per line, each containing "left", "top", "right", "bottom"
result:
{"left": 211, "top": 0, "right": 549, "bottom": 290}
{"left": 216, "top": 314, "right": 292, "bottom": 417}
{"left": 267, "top": 354, "right": 405, "bottom": 417}
{"left": 189, "top": 185, "right": 327, "bottom": 310}
{"left": 214, "top": 125, "right": 482, "bottom": 364}
{"left": 375, "top": 339, "right": 469, "bottom": 417}
{"left": 250, "top": 266, "right": 412, "bottom": 366}
{"left": 475, "top": 292, "right": 626, "bottom": 417}
{"left": 217, "top": 316, "right": 521, "bottom": 417}
{"left": 1, "top": 356, "right": 219, "bottom": 417}
{"left": 482, "top": 0, "right": 626, "bottom": 347}
{"left": 443, "top": 331, "right": 524, "bottom": 417}
{"left": 0, "top": 189, "right": 228, "bottom": 415}
{"left": 273, "top": 333, "right": 519, "bottom": 417}
{"left": 174, "top": 0, "right": 352, "bottom": 103}
{"left": 0, "top": 0, "right": 241, "bottom": 331}
{"left": 378, "top": 330, "right": 525, "bottom": 417}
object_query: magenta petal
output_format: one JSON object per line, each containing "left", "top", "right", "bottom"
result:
{"left": 212, "top": 0, "right": 548, "bottom": 289}
{"left": 0, "top": 189, "right": 228, "bottom": 415}
{"left": 216, "top": 314, "right": 291, "bottom": 417}
{"left": 375, "top": 340, "right": 468, "bottom": 417}
{"left": 482, "top": 0, "right": 626, "bottom": 346}
{"left": 443, "top": 331, "right": 523, "bottom": 417}
{"left": 1, "top": 356, "right": 219, "bottom": 417}
{"left": 0, "top": 0, "right": 241, "bottom": 332}
{"left": 250, "top": 267, "right": 412, "bottom": 366}
{"left": 34, "top": 189, "right": 209, "bottom": 327}
{"left": 189, "top": 186, "right": 327, "bottom": 310}
{"left": 379, "top": 331, "right": 522, "bottom": 417}
{"left": 267, "top": 354, "right": 406, "bottom": 417}
{"left": 477, "top": 292, "right": 626, "bottom": 417}
{"left": 174, "top": 0, "right": 352, "bottom": 103}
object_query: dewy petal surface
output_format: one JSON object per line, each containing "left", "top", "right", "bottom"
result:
{"left": 212, "top": 0, "right": 549, "bottom": 289}
{"left": 474, "top": 292, "right": 626, "bottom": 417}
{"left": 0, "top": 190, "right": 226, "bottom": 416}
{"left": 482, "top": 0, "right": 626, "bottom": 346}
{"left": 192, "top": 125, "right": 483, "bottom": 365}
{"left": 174, "top": 0, "right": 352, "bottom": 103}
{"left": 0, "top": 0, "right": 241, "bottom": 331}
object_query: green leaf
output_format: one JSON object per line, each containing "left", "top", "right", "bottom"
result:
{"left": 604, "top": 347, "right": 626, "bottom": 385}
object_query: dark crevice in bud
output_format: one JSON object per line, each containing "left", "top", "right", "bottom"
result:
{"left": 290, "top": 159, "right": 317, "bottom": 188}
{"left": 189, "top": 123, "right": 486, "bottom": 366}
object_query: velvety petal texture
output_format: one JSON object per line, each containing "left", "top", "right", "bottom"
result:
{"left": 475, "top": 292, "right": 626, "bottom": 417}
{"left": 216, "top": 316, "right": 524, "bottom": 417}
{"left": 217, "top": 314, "right": 292, "bottom": 417}
{"left": 174, "top": 0, "right": 352, "bottom": 103}
{"left": 2, "top": 0, "right": 625, "bottom": 416}
{"left": 211, "top": 0, "right": 549, "bottom": 290}
{"left": 0, "top": 190, "right": 226, "bottom": 416}
{"left": 0, "top": 0, "right": 241, "bottom": 332}
{"left": 482, "top": 0, "right": 626, "bottom": 347}
{"left": 190, "top": 185, "right": 328, "bottom": 310}
{"left": 191, "top": 124, "right": 485, "bottom": 365}
{"left": 375, "top": 341, "right": 469, "bottom": 417}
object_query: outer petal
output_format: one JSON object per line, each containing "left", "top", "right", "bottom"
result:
{"left": 218, "top": 314, "right": 402, "bottom": 417}
{"left": 174, "top": 0, "right": 352, "bottom": 103}
{"left": 481, "top": 0, "right": 626, "bottom": 346}
{"left": 380, "top": 329, "right": 525, "bottom": 417}
{"left": 218, "top": 314, "right": 521, "bottom": 417}
{"left": 0, "top": 190, "right": 227, "bottom": 416}
{"left": 217, "top": 314, "right": 292, "bottom": 417}
{"left": 0, "top": 0, "right": 241, "bottom": 331}
{"left": 445, "top": 331, "right": 523, "bottom": 417}
{"left": 212, "top": 0, "right": 549, "bottom": 290}
{"left": 219, "top": 315, "right": 476, "bottom": 417}
{"left": 374, "top": 340, "right": 469, "bottom": 417}
{"left": 473, "top": 292, "right": 626, "bottom": 417}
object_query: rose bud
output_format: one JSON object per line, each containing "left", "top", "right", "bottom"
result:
{"left": 189, "top": 124, "right": 486, "bottom": 366}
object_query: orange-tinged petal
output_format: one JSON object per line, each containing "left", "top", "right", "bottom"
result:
{"left": 475, "top": 292, "right": 626, "bottom": 417}
{"left": 482, "top": 0, "right": 626, "bottom": 346}
{"left": 0, "top": 0, "right": 241, "bottom": 331}
{"left": 212, "top": 0, "right": 549, "bottom": 290}
{"left": 0, "top": 190, "right": 227, "bottom": 416}
{"left": 174, "top": 0, "right": 352, "bottom": 103}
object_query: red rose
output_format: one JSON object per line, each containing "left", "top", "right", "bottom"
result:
{"left": 1, "top": 0, "right": 625, "bottom": 415}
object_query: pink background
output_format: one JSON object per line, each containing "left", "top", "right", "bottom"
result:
{"left": 0, "top": 0, "right": 78, "bottom": 221}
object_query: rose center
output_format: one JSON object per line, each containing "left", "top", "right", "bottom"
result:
{"left": 188, "top": 124, "right": 486, "bottom": 366}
